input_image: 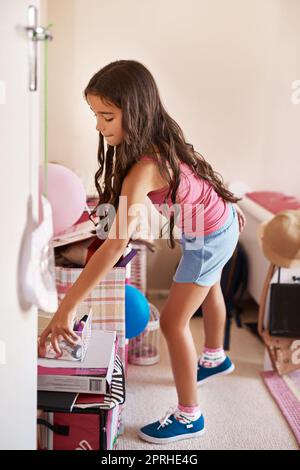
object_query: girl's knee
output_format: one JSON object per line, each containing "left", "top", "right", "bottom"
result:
{"left": 160, "top": 312, "right": 175, "bottom": 336}
{"left": 160, "top": 311, "right": 186, "bottom": 337}
{"left": 202, "top": 281, "right": 223, "bottom": 308}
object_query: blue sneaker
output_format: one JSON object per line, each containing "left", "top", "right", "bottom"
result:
{"left": 138, "top": 408, "right": 206, "bottom": 444}
{"left": 197, "top": 356, "right": 235, "bottom": 386}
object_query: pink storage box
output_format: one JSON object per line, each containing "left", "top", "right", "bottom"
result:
{"left": 38, "top": 406, "right": 120, "bottom": 450}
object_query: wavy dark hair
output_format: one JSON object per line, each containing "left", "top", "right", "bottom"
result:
{"left": 84, "top": 60, "right": 240, "bottom": 248}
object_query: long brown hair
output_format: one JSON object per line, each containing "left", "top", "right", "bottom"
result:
{"left": 84, "top": 60, "right": 240, "bottom": 247}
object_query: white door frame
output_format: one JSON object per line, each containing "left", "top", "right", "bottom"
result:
{"left": 0, "top": 0, "right": 44, "bottom": 449}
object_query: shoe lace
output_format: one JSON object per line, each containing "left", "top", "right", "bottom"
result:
{"left": 157, "top": 407, "right": 176, "bottom": 430}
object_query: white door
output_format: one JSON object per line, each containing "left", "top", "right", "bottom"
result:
{"left": 0, "top": 1, "right": 43, "bottom": 449}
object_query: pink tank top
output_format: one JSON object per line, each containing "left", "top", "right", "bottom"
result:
{"left": 140, "top": 155, "right": 230, "bottom": 236}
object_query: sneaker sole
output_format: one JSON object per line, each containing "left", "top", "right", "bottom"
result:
{"left": 138, "top": 427, "right": 206, "bottom": 444}
{"left": 197, "top": 363, "right": 235, "bottom": 387}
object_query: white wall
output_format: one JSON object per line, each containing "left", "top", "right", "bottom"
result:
{"left": 46, "top": 0, "right": 300, "bottom": 290}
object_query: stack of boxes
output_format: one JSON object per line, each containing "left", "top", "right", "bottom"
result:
{"left": 38, "top": 198, "right": 128, "bottom": 449}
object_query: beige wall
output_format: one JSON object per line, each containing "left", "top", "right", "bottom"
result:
{"left": 46, "top": 0, "right": 300, "bottom": 291}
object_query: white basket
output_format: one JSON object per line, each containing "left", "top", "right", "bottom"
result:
{"left": 128, "top": 303, "right": 160, "bottom": 365}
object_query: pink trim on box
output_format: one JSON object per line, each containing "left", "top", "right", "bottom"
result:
{"left": 38, "top": 365, "right": 107, "bottom": 376}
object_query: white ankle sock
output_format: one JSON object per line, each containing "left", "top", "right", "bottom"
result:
{"left": 174, "top": 404, "right": 201, "bottom": 423}
{"left": 199, "top": 346, "right": 226, "bottom": 368}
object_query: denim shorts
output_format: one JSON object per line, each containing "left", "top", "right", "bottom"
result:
{"left": 173, "top": 203, "right": 239, "bottom": 287}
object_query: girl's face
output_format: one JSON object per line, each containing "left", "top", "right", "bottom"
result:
{"left": 87, "top": 94, "right": 124, "bottom": 146}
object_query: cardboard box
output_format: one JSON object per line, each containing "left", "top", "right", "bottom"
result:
{"left": 39, "top": 308, "right": 92, "bottom": 362}
{"left": 38, "top": 330, "right": 117, "bottom": 394}
{"left": 37, "top": 354, "right": 125, "bottom": 450}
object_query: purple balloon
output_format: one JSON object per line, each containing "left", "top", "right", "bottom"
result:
{"left": 39, "top": 163, "right": 86, "bottom": 235}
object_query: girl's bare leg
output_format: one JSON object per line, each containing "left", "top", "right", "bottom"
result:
{"left": 201, "top": 280, "right": 226, "bottom": 349}
{"left": 160, "top": 281, "right": 211, "bottom": 406}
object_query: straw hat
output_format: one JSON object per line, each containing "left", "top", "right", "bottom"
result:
{"left": 258, "top": 210, "right": 300, "bottom": 268}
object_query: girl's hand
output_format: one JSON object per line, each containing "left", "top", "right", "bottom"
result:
{"left": 38, "top": 306, "right": 79, "bottom": 357}
{"left": 234, "top": 204, "right": 246, "bottom": 233}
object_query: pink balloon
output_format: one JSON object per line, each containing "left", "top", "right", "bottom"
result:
{"left": 39, "top": 163, "right": 86, "bottom": 236}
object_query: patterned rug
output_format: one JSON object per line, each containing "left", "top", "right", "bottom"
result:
{"left": 261, "top": 370, "right": 300, "bottom": 447}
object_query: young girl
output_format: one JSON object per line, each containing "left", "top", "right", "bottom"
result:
{"left": 39, "top": 60, "right": 246, "bottom": 445}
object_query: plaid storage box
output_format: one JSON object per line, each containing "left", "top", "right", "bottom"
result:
{"left": 55, "top": 266, "right": 126, "bottom": 368}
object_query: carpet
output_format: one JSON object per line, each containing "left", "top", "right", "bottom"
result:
{"left": 261, "top": 370, "right": 300, "bottom": 447}
{"left": 119, "top": 306, "right": 298, "bottom": 449}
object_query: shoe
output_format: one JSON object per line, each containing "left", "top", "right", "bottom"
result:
{"left": 138, "top": 408, "right": 206, "bottom": 444}
{"left": 197, "top": 356, "right": 235, "bottom": 386}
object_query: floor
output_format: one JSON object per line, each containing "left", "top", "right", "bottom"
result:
{"left": 118, "top": 294, "right": 299, "bottom": 450}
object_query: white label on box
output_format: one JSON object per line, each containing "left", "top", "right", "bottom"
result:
{"left": 38, "top": 375, "right": 107, "bottom": 394}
